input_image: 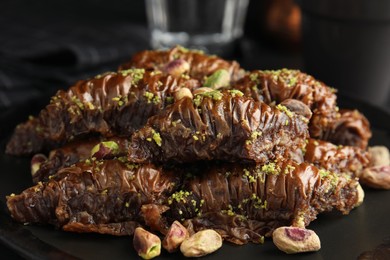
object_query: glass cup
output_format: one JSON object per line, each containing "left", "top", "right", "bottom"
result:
{"left": 145, "top": 0, "right": 249, "bottom": 55}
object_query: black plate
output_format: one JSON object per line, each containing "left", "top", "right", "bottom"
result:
{"left": 0, "top": 96, "right": 390, "bottom": 260}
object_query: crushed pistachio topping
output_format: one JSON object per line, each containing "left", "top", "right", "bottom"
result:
{"left": 251, "top": 131, "right": 262, "bottom": 140}
{"left": 119, "top": 68, "right": 145, "bottom": 84}
{"left": 284, "top": 164, "right": 296, "bottom": 175}
{"left": 243, "top": 168, "right": 257, "bottom": 183}
{"left": 171, "top": 119, "right": 181, "bottom": 127}
{"left": 318, "top": 169, "right": 339, "bottom": 188}
{"left": 150, "top": 70, "right": 162, "bottom": 76}
{"left": 95, "top": 71, "right": 112, "bottom": 79}
{"left": 165, "top": 96, "right": 174, "bottom": 104}
{"left": 301, "top": 116, "right": 310, "bottom": 123}
{"left": 251, "top": 193, "right": 267, "bottom": 209}
{"left": 177, "top": 45, "right": 204, "bottom": 54}
{"left": 125, "top": 163, "right": 139, "bottom": 170}
{"left": 193, "top": 90, "right": 223, "bottom": 106}
{"left": 228, "top": 89, "right": 244, "bottom": 97}
{"left": 85, "top": 101, "right": 95, "bottom": 110}
{"left": 67, "top": 106, "right": 80, "bottom": 116}
{"left": 50, "top": 95, "right": 60, "bottom": 104}
{"left": 143, "top": 91, "right": 161, "bottom": 104}
{"left": 240, "top": 194, "right": 267, "bottom": 210}
{"left": 262, "top": 69, "right": 299, "bottom": 88}
{"left": 35, "top": 125, "right": 43, "bottom": 133}
{"left": 101, "top": 189, "right": 108, "bottom": 195}
{"left": 168, "top": 190, "right": 192, "bottom": 205}
{"left": 181, "top": 74, "right": 190, "bottom": 80}
{"left": 249, "top": 73, "right": 260, "bottom": 83}
{"left": 112, "top": 95, "right": 128, "bottom": 107}
{"left": 117, "top": 156, "right": 128, "bottom": 163}
{"left": 177, "top": 46, "right": 189, "bottom": 53}
{"left": 71, "top": 96, "right": 84, "bottom": 110}
{"left": 259, "top": 236, "right": 265, "bottom": 244}
{"left": 276, "top": 104, "right": 294, "bottom": 118}
{"left": 261, "top": 162, "right": 281, "bottom": 175}
{"left": 150, "top": 129, "right": 162, "bottom": 146}
{"left": 125, "top": 202, "right": 130, "bottom": 208}
{"left": 144, "top": 91, "right": 154, "bottom": 104}
{"left": 224, "top": 204, "right": 235, "bottom": 216}
{"left": 192, "top": 135, "right": 199, "bottom": 141}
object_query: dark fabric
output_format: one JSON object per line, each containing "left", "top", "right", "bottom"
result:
{"left": 0, "top": 0, "right": 149, "bottom": 112}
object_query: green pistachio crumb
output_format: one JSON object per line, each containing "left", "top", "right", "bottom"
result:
{"left": 144, "top": 91, "right": 154, "bottom": 104}
{"left": 165, "top": 96, "right": 174, "bottom": 104}
{"left": 119, "top": 68, "right": 145, "bottom": 84}
{"left": 168, "top": 190, "right": 192, "bottom": 204}
{"left": 261, "top": 162, "right": 280, "bottom": 175}
{"left": 276, "top": 104, "right": 294, "bottom": 118}
{"left": 228, "top": 89, "right": 244, "bottom": 97}
{"left": 284, "top": 164, "right": 296, "bottom": 174}
{"left": 249, "top": 73, "right": 259, "bottom": 83}
{"left": 151, "top": 130, "right": 162, "bottom": 146}
{"left": 251, "top": 131, "right": 262, "bottom": 140}
{"left": 150, "top": 70, "right": 162, "bottom": 76}
{"left": 71, "top": 96, "right": 84, "bottom": 110}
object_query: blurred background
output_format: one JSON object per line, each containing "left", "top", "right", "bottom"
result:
{"left": 0, "top": 0, "right": 389, "bottom": 257}
{"left": 1, "top": 0, "right": 388, "bottom": 114}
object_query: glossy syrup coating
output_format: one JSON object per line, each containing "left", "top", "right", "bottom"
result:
{"left": 232, "top": 69, "right": 372, "bottom": 148}
{"left": 128, "top": 90, "right": 309, "bottom": 164}
{"left": 6, "top": 69, "right": 200, "bottom": 155}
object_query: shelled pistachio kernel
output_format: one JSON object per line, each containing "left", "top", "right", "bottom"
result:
{"left": 164, "top": 59, "right": 190, "bottom": 77}
{"left": 272, "top": 226, "right": 321, "bottom": 254}
{"left": 204, "top": 69, "right": 230, "bottom": 89}
{"left": 31, "top": 154, "right": 47, "bottom": 176}
{"left": 174, "top": 88, "right": 193, "bottom": 101}
{"left": 180, "top": 229, "right": 222, "bottom": 257}
{"left": 368, "top": 146, "right": 390, "bottom": 167}
{"left": 133, "top": 227, "right": 161, "bottom": 259}
{"left": 90, "top": 141, "right": 119, "bottom": 159}
{"left": 163, "top": 221, "right": 189, "bottom": 253}
{"left": 193, "top": 87, "right": 214, "bottom": 95}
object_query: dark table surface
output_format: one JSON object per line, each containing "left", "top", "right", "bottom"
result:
{"left": 1, "top": 1, "right": 389, "bottom": 259}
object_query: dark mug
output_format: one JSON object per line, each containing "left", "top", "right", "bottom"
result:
{"left": 299, "top": 0, "right": 390, "bottom": 108}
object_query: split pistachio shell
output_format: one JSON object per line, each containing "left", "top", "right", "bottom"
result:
{"left": 133, "top": 227, "right": 161, "bottom": 259}
{"left": 180, "top": 229, "right": 222, "bottom": 257}
{"left": 163, "top": 221, "right": 189, "bottom": 253}
{"left": 272, "top": 226, "right": 321, "bottom": 254}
